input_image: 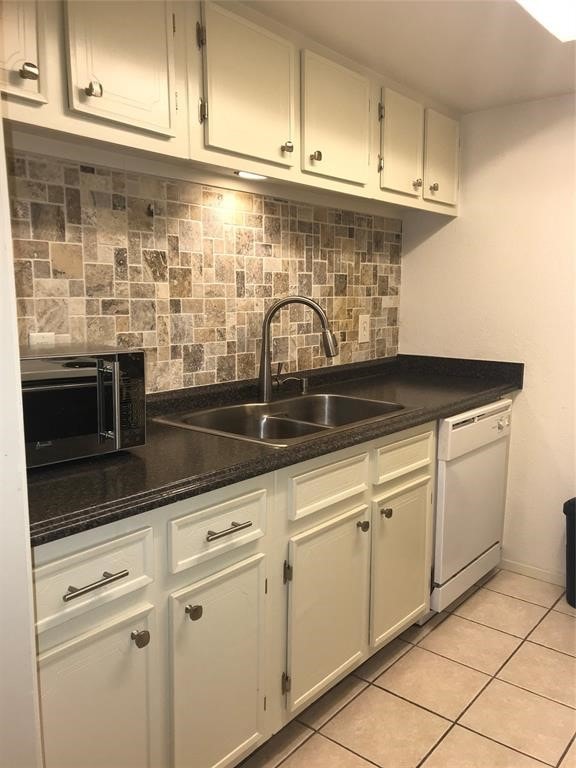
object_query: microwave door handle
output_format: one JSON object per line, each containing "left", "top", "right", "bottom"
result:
{"left": 97, "top": 361, "right": 120, "bottom": 447}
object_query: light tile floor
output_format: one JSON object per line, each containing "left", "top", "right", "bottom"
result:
{"left": 241, "top": 570, "right": 576, "bottom": 768}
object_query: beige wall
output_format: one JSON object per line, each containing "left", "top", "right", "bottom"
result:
{"left": 400, "top": 94, "right": 576, "bottom": 582}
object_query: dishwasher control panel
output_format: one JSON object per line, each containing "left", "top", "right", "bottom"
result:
{"left": 438, "top": 399, "right": 512, "bottom": 461}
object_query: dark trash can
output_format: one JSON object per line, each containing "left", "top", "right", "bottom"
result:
{"left": 564, "top": 498, "right": 576, "bottom": 608}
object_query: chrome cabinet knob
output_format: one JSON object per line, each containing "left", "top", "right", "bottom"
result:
{"left": 429, "top": 182, "right": 439, "bottom": 192}
{"left": 381, "top": 507, "right": 394, "bottom": 518}
{"left": 310, "top": 150, "right": 323, "bottom": 162}
{"left": 281, "top": 140, "right": 294, "bottom": 153}
{"left": 130, "top": 629, "right": 150, "bottom": 648}
{"left": 412, "top": 178, "right": 423, "bottom": 188}
{"left": 185, "top": 604, "right": 203, "bottom": 621}
{"left": 85, "top": 80, "right": 104, "bottom": 98}
{"left": 19, "top": 62, "right": 39, "bottom": 81}
{"left": 356, "top": 520, "right": 370, "bottom": 532}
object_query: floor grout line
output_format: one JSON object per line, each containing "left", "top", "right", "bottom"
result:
{"left": 455, "top": 722, "right": 558, "bottom": 767}
{"left": 250, "top": 579, "right": 575, "bottom": 768}
{"left": 481, "top": 584, "right": 565, "bottom": 609}
{"left": 556, "top": 732, "right": 576, "bottom": 768}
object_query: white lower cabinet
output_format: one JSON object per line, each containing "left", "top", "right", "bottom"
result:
{"left": 170, "top": 553, "right": 267, "bottom": 768}
{"left": 371, "top": 475, "right": 432, "bottom": 648}
{"left": 285, "top": 504, "right": 370, "bottom": 713}
{"left": 33, "top": 424, "right": 435, "bottom": 768}
{"left": 38, "top": 604, "right": 157, "bottom": 768}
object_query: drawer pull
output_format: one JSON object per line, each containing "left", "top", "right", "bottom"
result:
{"left": 206, "top": 520, "right": 253, "bottom": 542}
{"left": 62, "top": 569, "right": 130, "bottom": 602}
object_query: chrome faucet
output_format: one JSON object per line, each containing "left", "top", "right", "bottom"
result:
{"left": 259, "top": 296, "right": 338, "bottom": 402}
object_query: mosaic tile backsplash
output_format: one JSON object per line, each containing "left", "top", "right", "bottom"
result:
{"left": 8, "top": 151, "right": 402, "bottom": 393}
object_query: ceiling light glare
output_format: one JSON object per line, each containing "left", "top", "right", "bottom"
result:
{"left": 516, "top": 0, "right": 576, "bottom": 42}
{"left": 235, "top": 171, "right": 268, "bottom": 181}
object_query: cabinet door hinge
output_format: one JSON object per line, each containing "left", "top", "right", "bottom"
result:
{"left": 174, "top": 90, "right": 178, "bottom": 112}
{"left": 264, "top": 577, "right": 268, "bottom": 595}
{"left": 264, "top": 695, "right": 267, "bottom": 711}
{"left": 281, "top": 672, "right": 291, "bottom": 695}
{"left": 199, "top": 98, "right": 208, "bottom": 123}
{"left": 283, "top": 560, "right": 293, "bottom": 584}
{"left": 172, "top": 13, "right": 176, "bottom": 35}
{"left": 377, "top": 154, "right": 384, "bottom": 173}
{"left": 378, "top": 102, "right": 384, "bottom": 121}
{"left": 196, "top": 21, "right": 206, "bottom": 48}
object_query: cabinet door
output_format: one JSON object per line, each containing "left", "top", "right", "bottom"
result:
{"left": 371, "top": 476, "right": 431, "bottom": 649}
{"left": 286, "top": 505, "right": 370, "bottom": 713}
{"left": 423, "top": 109, "right": 460, "bottom": 205}
{"left": 170, "top": 554, "right": 266, "bottom": 768}
{"left": 0, "top": 0, "right": 45, "bottom": 102}
{"left": 202, "top": 3, "right": 295, "bottom": 166}
{"left": 301, "top": 50, "right": 370, "bottom": 184}
{"left": 380, "top": 87, "right": 424, "bottom": 197}
{"left": 65, "top": 1, "right": 175, "bottom": 135}
{"left": 38, "top": 605, "right": 156, "bottom": 768}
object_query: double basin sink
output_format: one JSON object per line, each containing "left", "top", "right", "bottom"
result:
{"left": 155, "top": 393, "right": 411, "bottom": 447}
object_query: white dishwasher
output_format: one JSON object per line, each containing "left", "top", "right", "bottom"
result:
{"left": 430, "top": 398, "right": 513, "bottom": 612}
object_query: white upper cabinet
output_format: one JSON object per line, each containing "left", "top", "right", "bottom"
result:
{"left": 301, "top": 50, "right": 370, "bottom": 185}
{"left": 423, "top": 108, "right": 460, "bottom": 205}
{"left": 0, "top": 0, "right": 45, "bottom": 102}
{"left": 65, "top": 1, "right": 175, "bottom": 136}
{"left": 200, "top": 2, "right": 296, "bottom": 165}
{"left": 380, "top": 88, "right": 460, "bottom": 207}
{"left": 380, "top": 88, "right": 424, "bottom": 197}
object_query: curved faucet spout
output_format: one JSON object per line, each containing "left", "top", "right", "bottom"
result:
{"left": 259, "top": 296, "right": 338, "bottom": 402}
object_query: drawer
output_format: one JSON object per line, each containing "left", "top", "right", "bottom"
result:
{"left": 374, "top": 430, "right": 433, "bottom": 485}
{"left": 287, "top": 451, "right": 369, "bottom": 521}
{"left": 169, "top": 489, "right": 267, "bottom": 573}
{"left": 34, "top": 527, "right": 154, "bottom": 633}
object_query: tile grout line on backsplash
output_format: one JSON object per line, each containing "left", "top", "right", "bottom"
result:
{"left": 8, "top": 149, "right": 403, "bottom": 393}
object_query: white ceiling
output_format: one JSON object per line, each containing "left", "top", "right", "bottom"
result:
{"left": 245, "top": 0, "right": 576, "bottom": 113}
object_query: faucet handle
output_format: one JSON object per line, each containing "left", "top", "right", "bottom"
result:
{"left": 272, "top": 362, "right": 284, "bottom": 390}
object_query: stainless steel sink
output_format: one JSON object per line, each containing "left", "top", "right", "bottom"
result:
{"left": 155, "top": 394, "right": 408, "bottom": 447}
{"left": 277, "top": 394, "right": 402, "bottom": 427}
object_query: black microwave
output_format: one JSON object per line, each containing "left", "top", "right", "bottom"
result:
{"left": 21, "top": 347, "right": 145, "bottom": 469}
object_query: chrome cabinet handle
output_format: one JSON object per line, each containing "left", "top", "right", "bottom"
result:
{"left": 381, "top": 507, "right": 394, "bottom": 518}
{"left": 310, "top": 150, "right": 323, "bottom": 162}
{"left": 281, "top": 140, "right": 294, "bottom": 153}
{"left": 206, "top": 520, "right": 253, "bottom": 542}
{"left": 62, "top": 569, "right": 130, "bottom": 602}
{"left": 185, "top": 605, "right": 203, "bottom": 621}
{"left": 131, "top": 629, "right": 150, "bottom": 648}
{"left": 85, "top": 80, "right": 103, "bottom": 98}
{"left": 357, "top": 520, "right": 370, "bottom": 532}
{"left": 19, "top": 62, "right": 39, "bottom": 80}
{"left": 412, "top": 178, "right": 423, "bottom": 189}
{"left": 429, "top": 182, "right": 439, "bottom": 191}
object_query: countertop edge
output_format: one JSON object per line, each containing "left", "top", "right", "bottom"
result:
{"left": 29, "top": 381, "right": 519, "bottom": 547}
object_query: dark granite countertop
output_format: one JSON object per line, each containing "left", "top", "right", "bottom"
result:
{"left": 27, "top": 355, "right": 523, "bottom": 547}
